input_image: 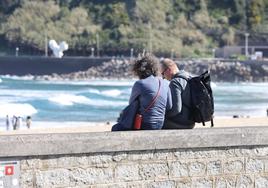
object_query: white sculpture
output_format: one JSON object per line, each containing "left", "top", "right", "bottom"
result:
{"left": 49, "top": 40, "right": 68, "bottom": 58}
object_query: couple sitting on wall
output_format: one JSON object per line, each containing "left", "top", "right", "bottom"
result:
{"left": 112, "top": 54, "right": 195, "bottom": 131}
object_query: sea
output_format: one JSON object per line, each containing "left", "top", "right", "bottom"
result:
{"left": 0, "top": 75, "right": 267, "bottom": 129}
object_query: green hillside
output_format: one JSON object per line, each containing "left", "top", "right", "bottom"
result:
{"left": 0, "top": 0, "right": 267, "bottom": 57}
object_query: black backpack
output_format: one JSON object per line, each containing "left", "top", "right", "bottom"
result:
{"left": 179, "top": 71, "right": 214, "bottom": 127}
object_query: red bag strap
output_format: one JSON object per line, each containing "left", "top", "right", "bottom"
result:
{"left": 145, "top": 79, "right": 161, "bottom": 112}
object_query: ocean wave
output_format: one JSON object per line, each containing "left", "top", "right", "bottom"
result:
{"left": 0, "top": 89, "right": 68, "bottom": 100}
{"left": 0, "top": 75, "right": 34, "bottom": 80}
{"left": 48, "top": 94, "right": 91, "bottom": 106}
{"left": 100, "top": 89, "right": 121, "bottom": 97}
{"left": 211, "top": 82, "right": 217, "bottom": 88}
{"left": 38, "top": 80, "right": 136, "bottom": 86}
{"left": 48, "top": 94, "right": 128, "bottom": 107}
{"left": 88, "top": 88, "right": 129, "bottom": 98}
{"left": 0, "top": 103, "right": 37, "bottom": 118}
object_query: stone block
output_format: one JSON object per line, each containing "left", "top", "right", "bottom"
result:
{"left": 223, "top": 159, "right": 244, "bottom": 174}
{"left": 238, "top": 147, "right": 268, "bottom": 157}
{"left": 88, "top": 153, "right": 113, "bottom": 168}
{"left": 57, "top": 156, "right": 76, "bottom": 168}
{"left": 57, "top": 155, "right": 90, "bottom": 168}
{"left": 40, "top": 157, "right": 59, "bottom": 170}
{"left": 139, "top": 163, "right": 169, "bottom": 180}
{"left": 263, "top": 159, "right": 268, "bottom": 173}
{"left": 112, "top": 152, "right": 128, "bottom": 162}
{"left": 255, "top": 175, "right": 268, "bottom": 188}
{"left": 154, "top": 150, "right": 174, "bottom": 160}
{"left": 170, "top": 161, "right": 188, "bottom": 178}
{"left": 252, "top": 147, "right": 268, "bottom": 157}
{"left": 145, "top": 180, "right": 176, "bottom": 188}
{"left": 218, "top": 148, "right": 237, "bottom": 158}
{"left": 70, "top": 167, "right": 113, "bottom": 185}
{"left": 91, "top": 182, "right": 143, "bottom": 188}
{"left": 215, "top": 176, "right": 236, "bottom": 188}
{"left": 191, "top": 177, "right": 213, "bottom": 188}
{"left": 207, "top": 160, "right": 222, "bottom": 176}
{"left": 246, "top": 158, "right": 264, "bottom": 173}
{"left": 236, "top": 175, "right": 254, "bottom": 188}
{"left": 127, "top": 151, "right": 154, "bottom": 161}
{"left": 35, "top": 169, "right": 71, "bottom": 188}
{"left": 115, "top": 164, "right": 140, "bottom": 182}
{"left": 175, "top": 177, "right": 192, "bottom": 188}
{"left": 174, "top": 148, "right": 234, "bottom": 160}
{"left": 20, "top": 170, "right": 34, "bottom": 188}
{"left": 188, "top": 161, "right": 206, "bottom": 177}
{"left": 20, "top": 158, "right": 41, "bottom": 170}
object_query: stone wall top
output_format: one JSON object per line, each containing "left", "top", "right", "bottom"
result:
{"left": 1, "top": 126, "right": 268, "bottom": 157}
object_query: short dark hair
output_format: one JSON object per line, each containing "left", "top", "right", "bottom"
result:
{"left": 133, "top": 54, "right": 160, "bottom": 79}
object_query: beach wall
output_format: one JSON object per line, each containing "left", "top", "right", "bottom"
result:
{"left": 1, "top": 127, "right": 268, "bottom": 187}
{"left": 0, "top": 56, "right": 112, "bottom": 75}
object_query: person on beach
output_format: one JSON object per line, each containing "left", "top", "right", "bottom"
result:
{"left": 26, "top": 116, "right": 32, "bottom": 129}
{"left": 160, "top": 58, "right": 195, "bottom": 129}
{"left": 112, "top": 54, "right": 172, "bottom": 130}
{"left": 17, "top": 116, "right": 22, "bottom": 130}
{"left": 6, "top": 115, "right": 10, "bottom": 131}
{"left": 12, "top": 115, "right": 18, "bottom": 130}
{"left": 130, "top": 55, "right": 173, "bottom": 129}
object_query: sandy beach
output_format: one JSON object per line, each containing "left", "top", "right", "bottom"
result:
{"left": 0, "top": 117, "right": 267, "bottom": 135}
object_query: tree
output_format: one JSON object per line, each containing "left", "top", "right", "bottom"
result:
{"left": 247, "top": 0, "right": 264, "bottom": 30}
{"left": 1, "top": 1, "right": 99, "bottom": 52}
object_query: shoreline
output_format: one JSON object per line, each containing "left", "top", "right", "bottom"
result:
{"left": 0, "top": 117, "right": 267, "bottom": 135}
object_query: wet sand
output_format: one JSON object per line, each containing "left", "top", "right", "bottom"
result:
{"left": 0, "top": 117, "right": 267, "bottom": 135}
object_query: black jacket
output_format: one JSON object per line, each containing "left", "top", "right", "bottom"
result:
{"left": 163, "top": 71, "right": 195, "bottom": 129}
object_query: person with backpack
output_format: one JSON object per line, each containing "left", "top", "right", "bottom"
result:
{"left": 161, "top": 58, "right": 214, "bottom": 129}
{"left": 112, "top": 54, "right": 172, "bottom": 131}
{"left": 160, "top": 58, "right": 195, "bottom": 129}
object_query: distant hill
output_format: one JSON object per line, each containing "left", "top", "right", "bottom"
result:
{"left": 0, "top": 0, "right": 267, "bottom": 57}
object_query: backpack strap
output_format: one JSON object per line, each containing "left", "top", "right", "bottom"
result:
{"left": 144, "top": 79, "right": 161, "bottom": 112}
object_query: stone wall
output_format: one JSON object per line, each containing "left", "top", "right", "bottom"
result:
{"left": 1, "top": 127, "right": 268, "bottom": 187}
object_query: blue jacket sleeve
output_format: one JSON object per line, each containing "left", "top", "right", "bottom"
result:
{"left": 129, "top": 81, "right": 141, "bottom": 104}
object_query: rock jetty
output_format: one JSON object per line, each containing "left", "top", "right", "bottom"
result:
{"left": 34, "top": 59, "right": 268, "bottom": 82}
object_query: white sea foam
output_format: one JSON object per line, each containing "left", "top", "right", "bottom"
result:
{"left": 0, "top": 75, "right": 34, "bottom": 80}
{"left": 38, "top": 80, "right": 135, "bottom": 87}
{"left": 0, "top": 89, "right": 81, "bottom": 101}
{"left": 88, "top": 88, "right": 101, "bottom": 94}
{"left": 101, "top": 89, "right": 121, "bottom": 97}
{"left": 48, "top": 94, "right": 91, "bottom": 106}
{"left": 48, "top": 94, "right": 128, "bottom": 107}
{"left": 211, "top": 82, "right": 217, "bottom": 88}
{"left": 88, "top": 89, "right": 125, "bottom": 98}
{"left": 0, "top": 103, "right": 37, "bottom": 118}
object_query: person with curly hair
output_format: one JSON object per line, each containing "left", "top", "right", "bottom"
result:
{"left": 127, "top": 54, "right": 172, "bottom": 130}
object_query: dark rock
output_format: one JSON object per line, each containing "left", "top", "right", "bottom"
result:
{"left": 34, "top": 59, "right": 268, "bottom": 82}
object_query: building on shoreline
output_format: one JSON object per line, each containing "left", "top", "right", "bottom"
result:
{"left": 216, "top": 45, "right": 268, "bottom": 59}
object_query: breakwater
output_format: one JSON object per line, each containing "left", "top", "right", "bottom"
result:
{"left": 35, "top": 59, "right": 268, "bottom": 82}
{"left": 0, "top": 56, "right": 267, "bottom": 82}
{"left": 1, "top": 127, "right": 268, "bottom": 187}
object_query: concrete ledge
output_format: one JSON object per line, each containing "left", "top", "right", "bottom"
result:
{"left": 1, "top": 126, "right": 268, "bottom": 157}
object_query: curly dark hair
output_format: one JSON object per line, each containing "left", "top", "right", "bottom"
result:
{"left": 132, "top": 54, "right": 160, "bottom": 79}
